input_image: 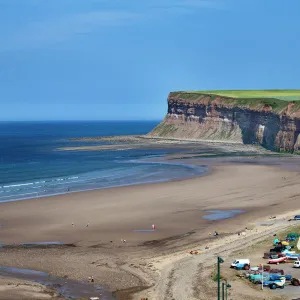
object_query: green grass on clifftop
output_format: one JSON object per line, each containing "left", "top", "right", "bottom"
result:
{"left": 183, "top": 90, "right": 300, "bottom": 101}
{"left": 169, "top": 90, "right": 300, "bottom": 114}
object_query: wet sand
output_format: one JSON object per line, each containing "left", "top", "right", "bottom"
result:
{"left": 1, "top": 163, "right": 297, "bottom": 245}
{"left": 0, "top": 276, "right": 62, "bottom": 300}
{"left": 1, "top": 158, "right": 300, "bottom": 299}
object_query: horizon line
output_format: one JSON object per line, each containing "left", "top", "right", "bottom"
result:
{"left": 0, "top": 119, "right": 162, "bottom": 122}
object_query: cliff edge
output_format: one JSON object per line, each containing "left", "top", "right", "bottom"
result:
{"left": 148, "top": 90, "right": 300, "bottom": 152}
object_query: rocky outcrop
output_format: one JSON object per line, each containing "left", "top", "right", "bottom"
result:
{"left": 149, "top": 92, "right": 300, "bottom": 152}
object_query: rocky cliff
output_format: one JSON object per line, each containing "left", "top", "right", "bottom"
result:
{"left": 148, "top": 91, "right": 300, "bottom": 153}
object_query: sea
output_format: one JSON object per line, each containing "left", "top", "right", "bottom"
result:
{"left": 0, "top": 121, "right": 205, "bottom": 203}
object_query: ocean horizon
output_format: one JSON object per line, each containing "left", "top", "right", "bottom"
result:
{"left": 0, "top": 121, "right": 205, "bottom": 202}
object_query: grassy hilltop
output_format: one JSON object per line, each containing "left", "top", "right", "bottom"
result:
{"left": 184, "top": 90, "right": 300, "bottom": 101}
{"left": 169, "top": 89, "right": 300, "bottom": 114}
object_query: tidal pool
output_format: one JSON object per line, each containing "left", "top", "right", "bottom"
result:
{"left": 203, "top": 210, "right": 245, "bottom": 221}
{"left": 0, "top": 266, "right": 114, "bottom": 299}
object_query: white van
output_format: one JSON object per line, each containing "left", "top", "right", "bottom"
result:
{"left": 293, "top": 261, "right": 300, "bottom": 268}
{"left": 231, "top": 259, "right": 250, "bottom": 268}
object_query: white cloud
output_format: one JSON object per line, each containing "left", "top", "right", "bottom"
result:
{"left": 0, "top": 0, "right": 224, "bottom": 52}
{"left": 147, "top": 0, "right": 224, "bottom": 12}
{"left": 1, "top": 10, "right": 139, "bottom": 51}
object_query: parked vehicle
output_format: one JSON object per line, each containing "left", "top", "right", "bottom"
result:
{"left": 249, "top": 273, "right": 269, "bottom": 284}
{"left": 265, "top": 277, "right": 286, "bottom": 289}
{"left": 230, "top": 259, "right": 250, "bottom": 270}
{"left": 250, "top": 273, "right": 291, "bottom": 284}
{"left": 293, "top": 261, "right": 300, "bottom": 268}
{"left": 294, "top": 215, "right": 300, "bottom": 220}
{"left": 291, "top": 278, "right": 300, "bottom": 286}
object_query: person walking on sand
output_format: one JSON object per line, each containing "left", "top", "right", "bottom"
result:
{"left": 152, "top": 224, "right": 156, "bottom": 231}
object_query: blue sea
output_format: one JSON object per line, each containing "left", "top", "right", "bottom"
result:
{"left": 0, "top": 121, "right": 205, "bottom": 202}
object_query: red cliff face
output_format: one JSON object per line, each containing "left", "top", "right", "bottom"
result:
{"left": 149, "top": 93, "right": 300, "bottom": 153}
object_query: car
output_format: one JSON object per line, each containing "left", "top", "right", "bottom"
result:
{"left": 294, "top": 215, "right": 300, "bottom": 220}
{"left": 230, "top": 259, "right": 250, "bottom": 270}
{"left": 294, "top": 261, "right": 300, "bottom": 268}
{"left": 265, "top": 277, "right": 286, "bottom": 289}
{"left": 250, "top": 273, "right": 270, "bottom": 284}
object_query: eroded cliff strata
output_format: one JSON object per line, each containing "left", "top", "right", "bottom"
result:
{"left": 148, "top": 92, "right": 300, "bottom": 153}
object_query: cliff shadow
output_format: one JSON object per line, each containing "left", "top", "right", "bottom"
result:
{"left": 233, "top": 109, "right": 281, "bottom": 151}
{"left": 261, "top": 115, "right": 281, "bottom": 151}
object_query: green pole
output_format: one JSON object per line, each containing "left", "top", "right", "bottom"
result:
{"left": 222, "top": 282, "right": 225, "bottom": 300}
{"left": 217, "top": 257, "right": 224, "bottom": 300}
{"left": 226, "top": 283, "right": 231, "bottom": 300}
{"left": 217, "top": 257, "right": 220, "bottom": 300}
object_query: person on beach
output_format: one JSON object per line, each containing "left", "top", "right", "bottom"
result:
{"left": 88, "top": 276, "right": 94, "bottom": 283}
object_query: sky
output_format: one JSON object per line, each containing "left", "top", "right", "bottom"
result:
{"left": 0, "top": 0, "right": 300, "bottom": 121}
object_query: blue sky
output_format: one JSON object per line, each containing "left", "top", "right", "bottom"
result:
{"left": 0, "top": 0, "right": 300, "bottom": 121}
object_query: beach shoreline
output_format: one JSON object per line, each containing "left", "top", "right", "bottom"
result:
{"left": 0, "top": 159, "right": 208, "bottom": 204}
{"left": 0, "top": 136, "right": 282, "bottom": 204}
{"left": 2, "top": 156, "right": 300, "bottom": 299}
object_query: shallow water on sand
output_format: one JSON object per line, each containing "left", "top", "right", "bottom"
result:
{"left": 0, "top": 266, "right": 114, "bottom": 299}
{"left": 203, "top": 210, "right": 245, "bottom": 220}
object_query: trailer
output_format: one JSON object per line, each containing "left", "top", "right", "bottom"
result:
{"left": 291, "top": 278, "right": 300, "bottom": 286}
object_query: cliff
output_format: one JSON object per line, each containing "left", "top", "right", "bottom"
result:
{"left": 148, "top": 91, "right": 300, "bottom": 153}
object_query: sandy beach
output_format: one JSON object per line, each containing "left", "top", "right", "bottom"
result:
{"left": 1, "top": 159, "right": 300, "bottom": 299}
